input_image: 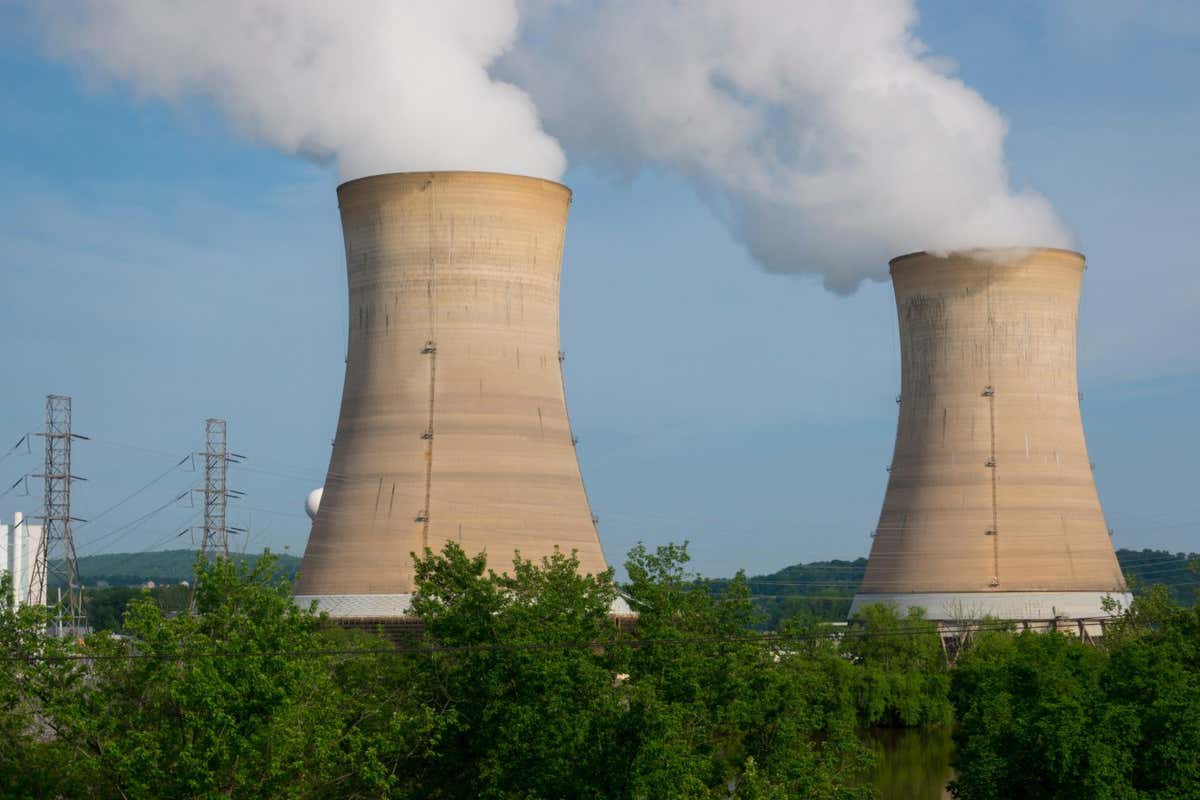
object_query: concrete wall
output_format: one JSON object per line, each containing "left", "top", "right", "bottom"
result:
{"left": 295, "top": 172, "right": 607, "bottom": 615}
{"left": 854, "top": 248, "right": 1127, "bottom": 619}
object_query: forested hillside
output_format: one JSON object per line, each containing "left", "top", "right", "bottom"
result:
{"left": 78, "top": 550, "right": 302, "bottom": 631}
{"left": 75, "top": 549, "right": 301, "bottom": 587}
{"left": 73, "top": 546, "right": 1195, "bottom": 631}
{"left": 1115, "top": 548, "right": 1199, "bottom": 605}
{"left": 735, "top": 548, "right": 1197, "bottom": 626}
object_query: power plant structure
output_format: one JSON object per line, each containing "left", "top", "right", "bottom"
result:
{"left": 2, "top": 512, "right": 46, "bottom": 609}
{"left": 295, "top": 171, "right": 610, "bottom": 623}
{"left": 851, "top": 248, "right": 1130, "bottom": 622}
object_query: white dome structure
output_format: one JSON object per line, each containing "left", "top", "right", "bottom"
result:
{"left": 304, "top": 487, "right": 324, "bottom": 521}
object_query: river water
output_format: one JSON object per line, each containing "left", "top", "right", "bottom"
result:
{"left": 864, "top": 727, "right": 954, "bottom": 799}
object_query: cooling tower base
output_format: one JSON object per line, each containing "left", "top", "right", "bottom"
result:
{"left": 294, "top": 593, "right": 414, "bottom": 619}
{"left": 849, "top": 591, "right": 1131, "bottom": 622}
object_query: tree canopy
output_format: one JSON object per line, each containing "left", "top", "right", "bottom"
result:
{"left": 950, "top": 586, "right": 1200, "bottom": 799}
{"left": 4, "top": 546, "right": 1195, "bottom": 799}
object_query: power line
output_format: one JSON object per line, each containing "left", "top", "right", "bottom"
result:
{"left": 75, "top": 453, "right": 192, "bottom": 532}
{"left": 235, "top": 504, "right": 309, "bottom": 520}
{"left": 0, "top": 434, "right": 29, "bottom": 468}
{"left": 0, "top": 473, "right": 30, "bottom": 500}
{"left": 87, "top": 438, "right": 181, "bottom": 460}
{"left": 70, "top": 436, "right": 1200, "bottom": 537}
{"left": 76, "top": 484, "right": 199, "bottom": 555}
{"left": 77, "top": 508, "right": 207, "bottom": 581}
{"left": 89, "top": 437, "right": 327, "bottom": 483}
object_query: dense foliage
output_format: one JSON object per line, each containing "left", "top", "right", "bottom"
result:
{"left": 5, "top": 546, "right": 1196, "bottom": 798}
{"left": 3, "top": 561, "right": 421, "bottom": 799}
{"left": 2, "top": 546, "right": 886, "bottom": 799}
{"left": 950, "top": 586, "right": 1200, "bottom": 799}
{"left": 390, "top": 542, "right": 878, "bottom": 799}
{"left": 842, "top": 604, "right": 952, "bottom": 729}
{"left": 84, "top": 583, "right": 190, "bottom": 632}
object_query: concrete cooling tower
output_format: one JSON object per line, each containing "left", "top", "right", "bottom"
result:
{"left": 851, "top": 248, "right": 1130, "bottom": 621}
{"left": 294, "top": 172, "right": 608, "bottom": 620}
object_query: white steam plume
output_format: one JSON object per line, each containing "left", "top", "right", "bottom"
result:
{"left": 38, "top": 1, "right": 566, "bottom": 181}
{"left": 503, "top": 0, "right": 1072, "bottom": 292}
{"left": 39, "top": 0, "right": 1072, "bottom": 292}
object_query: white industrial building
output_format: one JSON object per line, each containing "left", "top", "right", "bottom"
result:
{"left": 1, "top": 512, "right": 46, "bottom": 608}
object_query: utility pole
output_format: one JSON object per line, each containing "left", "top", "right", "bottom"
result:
{"left": 197, "top": 419, "right": 244, "bottom": 559}
{"left": 30, "top": 394, "right": 88, "bottom": 635}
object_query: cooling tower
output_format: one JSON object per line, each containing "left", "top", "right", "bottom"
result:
{"left": 295, "top": 172, "right": 608, "bottom": 619}
{"left": 851, "top": 248, "right": 1129, "bottom": 621}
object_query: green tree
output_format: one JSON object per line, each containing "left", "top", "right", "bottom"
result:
{"left": 406, "top": 542, "right": 625, "bottom": 799}
{"left": 84, "top": 583, "right": 191, "bottom": 632}
{"left": 0, "top": 574, "right": 79, "bottom": 799}
{"left": 843, "top": 604, "right": 952, "bottom": 728}
{"left": 2, "top": 542, "right": 889, "bottom": 799}
{"left": 402, "top": 540, "right": 872, "bottom": 798}
{"left": 950, "top": 588, "right": 1200, "bottom": 799}
{"left": 22, "top": 555, "right": 437, "bottom": 799}
{"left": 617, "top": 543, "right": 871, "bottom": 799}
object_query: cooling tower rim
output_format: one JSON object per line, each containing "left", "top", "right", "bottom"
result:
{"left": 336, "top": 170, "right": 570, "bottom": 197}
{"left": 889, "top": 246, "right": 1084, "bottom": 270}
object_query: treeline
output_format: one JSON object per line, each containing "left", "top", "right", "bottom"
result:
{"left": 85, "top": 584, "right": 190, "bottom": 632}
{"left": 73, "top": 544, "right": 1200, "bottom": 649}
{"left": 81, "top": 551, "right": 297, "bottom": 633}
{"left": 735, "top": 548, "right": 1199, "bottom": 626}
{"left": 72, "top": 546, "right": 1196, "bottom": 626}
{"left": 1118, "top": 547, "right": 1200, "bottom": 606}
{"left": 73, "top": 548, "right": 301, "bottom": 587}
{"left": 3, "top": 544, "right": 1197, "bottom": 798}
{"left": 4, "top": 545, "right": 944, "bottom": 799}
{"left": 741, "top": 557, "right": 866, "bottom": 626}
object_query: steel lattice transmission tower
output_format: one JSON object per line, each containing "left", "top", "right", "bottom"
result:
{"left": 30, "top": 394, "right": 88, "bottom": 634}
{"left": 198, "top": 419, "right": 243, "bottom": 559}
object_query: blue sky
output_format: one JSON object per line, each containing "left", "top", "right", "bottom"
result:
{"left": 1, "top": 2, "right": 1196, "bottom": 578}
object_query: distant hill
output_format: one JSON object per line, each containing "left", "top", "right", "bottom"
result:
{"left": 728, "top": 558, "right": 866, "bottom": 628}
{"left": 74, "top": 545, "right": 1196, "bottom": 611}
{"left": 75, "top": 549, "right": 301, "bottom": 587}
{"left": 1117, "top": 548, "right": 1200, "bottom": 606}
{"left": 730, "top": 548, "right": 1197, "bottom": 627}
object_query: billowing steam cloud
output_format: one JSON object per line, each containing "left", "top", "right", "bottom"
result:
{"left": 505, "top": 0, "right": 1073, "bottom": 291}
{"left": 39, "top": 0, "right": 1071, "bottom": 291}
{"left": 38, "top": 1, "right": 566, "bottom": 181}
